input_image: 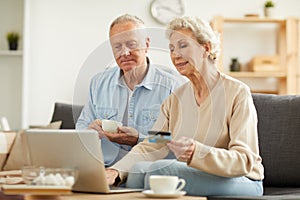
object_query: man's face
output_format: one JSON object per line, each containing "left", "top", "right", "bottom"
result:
{"left": 109, "top": 22, "right": 149, "bottom": 72}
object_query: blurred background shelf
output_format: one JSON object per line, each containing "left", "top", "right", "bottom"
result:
{"left": 0, "top": 0, "right": 23, "bottom": 130}
{"left": 227, "top": 71, "right": 286, "bottom": 78}
{"left": 222, "top": 17, "right": 285, "bottom": 23}
{"left": 0, "top": 50, "right": 23, "bottom": 56}
{"left": 211, "top": 16, "right": 299, "bottom": 95}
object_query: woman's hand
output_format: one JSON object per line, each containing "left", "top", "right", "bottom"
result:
{"left": 167, "top": 136, "right": 195, "bottom": 163}
{"left": 105, "top": 168, "right": 119, "bottom": 185}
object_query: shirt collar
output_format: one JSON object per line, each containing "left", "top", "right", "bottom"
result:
{"left": 117, "top": 57, "right": 155, "bottom": 90}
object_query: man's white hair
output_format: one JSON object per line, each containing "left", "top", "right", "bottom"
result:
{"left": 110, "top": 14, "right": 145, "bottom": 33}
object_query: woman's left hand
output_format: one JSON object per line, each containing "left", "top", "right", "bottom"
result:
{"left": 167, "top": 136, "right": 196, "bottom": 163}
{"left": 105, "top": 168, "right": 119, "bottom": 185}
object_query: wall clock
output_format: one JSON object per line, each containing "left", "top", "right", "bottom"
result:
{"left": 150, "top": 0, "right": 185, "bottom": 25}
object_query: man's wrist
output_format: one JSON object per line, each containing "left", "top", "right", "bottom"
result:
{"left": 111, "top": 134, "right": 138, "bottom": 146}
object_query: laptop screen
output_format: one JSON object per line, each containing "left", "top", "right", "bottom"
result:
{"left": 25, "top": 129, "right": 111, "bottom": 193}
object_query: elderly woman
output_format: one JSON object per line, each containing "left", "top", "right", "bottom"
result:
{"left": 106, "top": 16, "right": 264, "bottom": 196}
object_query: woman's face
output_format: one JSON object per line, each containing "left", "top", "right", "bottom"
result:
{"left": 169, "top": 29, "right": 207, "bottom": 77}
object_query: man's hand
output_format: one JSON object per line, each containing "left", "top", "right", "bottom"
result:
{"left": 88, "top": 119, "right": 105, "bottom": 138}
{"left": 118, "top": 126, "right": 138, "bottom": 137}
{"left": 105, "top": 168, "right": 119, "bottom": 185}
{"left": 106, "top": 126, "right": 139, "bottom": 146}
{"left": 167, "top": 136, "right": 195, "bottom": 163}
{"left": 88, "top": 120, "right": 138, "bottom": 146}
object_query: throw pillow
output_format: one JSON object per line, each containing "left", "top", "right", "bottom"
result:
{"left": 3, "top": 121, "right": 62, "bottom": 171}
{"left": 29, "top": 120, "right": 62, "bottom": 129}
{"left": 0, "top": 131, "right": 16, "bottom": 170}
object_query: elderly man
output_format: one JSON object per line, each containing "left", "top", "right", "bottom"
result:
{"left": 76, "top": 14, "right": 183, "bottom": 167}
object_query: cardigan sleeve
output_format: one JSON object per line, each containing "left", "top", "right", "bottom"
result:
{"left": 111, "top": 99, "right": 173, "bottom": 181}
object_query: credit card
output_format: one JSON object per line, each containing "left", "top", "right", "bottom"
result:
{"left": 148, "top": 131, "right": 171, "bottom": 143}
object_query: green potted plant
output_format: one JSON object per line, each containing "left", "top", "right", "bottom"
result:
{"left": 6, "top": 31, "right": 20, "bottom": 50}
{"left": 264, "top": 0, "right": 275, "bottom": 17}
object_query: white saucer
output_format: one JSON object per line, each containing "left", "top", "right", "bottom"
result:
{"left": 142, "top": 190, "right": 186, "bottom": 198}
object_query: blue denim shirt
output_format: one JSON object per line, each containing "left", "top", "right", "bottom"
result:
{"left": 76, "top": 62, "right": 184, "bottom": 166}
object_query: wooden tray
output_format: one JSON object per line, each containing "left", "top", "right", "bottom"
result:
{"left": 1, "top": 184, "right": 72, "bottom": 195}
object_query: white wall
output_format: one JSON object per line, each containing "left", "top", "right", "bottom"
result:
{"left": 23, "top": 0, "right": 300, "bottom": 127}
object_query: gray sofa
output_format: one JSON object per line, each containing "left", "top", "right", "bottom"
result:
{"left": 51, "top": 93, "right": 300, "bottom": 199}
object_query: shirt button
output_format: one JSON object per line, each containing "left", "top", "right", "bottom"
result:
{"left": 129, "top": 114, "right": 133, "bottom": 118}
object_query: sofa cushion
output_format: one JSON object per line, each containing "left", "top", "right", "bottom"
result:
{"left": 0, "top": 132, "right": 16, "bottom": 170}
{"left": 2, "top": 129, "right": 30, "bottom": 171}
{"left": 50, "top": 102, "right": 83, "bottom": 129}
{"left": 252, "top": 94, "right": 300, "bottom": 187}
{"left": 264, "top": 187, "right": 300, "bottom": 195}
{"left": 29, "top": 120, "right": 62, "bottom": 129}
{"left": 208, "top": 193, "right": 300, "bottom": 200}
{"left": 3, "top": 121, "right": 63, "bottom": 171}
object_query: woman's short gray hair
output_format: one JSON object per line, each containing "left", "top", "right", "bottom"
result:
{"left": 167, "top": 16, "right": 220, "bottom": 61}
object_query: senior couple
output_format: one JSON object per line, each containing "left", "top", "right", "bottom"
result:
{"left": 76, "top": 13, "right": 264, "bottom": 196}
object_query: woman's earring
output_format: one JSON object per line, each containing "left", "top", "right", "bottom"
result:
{"left": 208, "top": 53, "right": 216, "bottom": 60}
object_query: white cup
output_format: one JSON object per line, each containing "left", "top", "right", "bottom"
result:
{"left": 149, "top": 175, "right": 186, "bottom": 194}
{"left": 102, "top": 119, "right": 122, "bottom": 133}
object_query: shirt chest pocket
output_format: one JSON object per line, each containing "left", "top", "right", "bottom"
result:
{"left": 142, "top": 108, "right": 160, "bottom": 127}
{"left": 96, "top": 107, "right": 118, "bottom": 120}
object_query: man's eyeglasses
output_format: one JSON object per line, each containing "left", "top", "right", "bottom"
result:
{"left": 112, "top": 40, "right": 141, "bottom": 56}
{"left": 112, "top": 40, "right": 139, "bottom": 53}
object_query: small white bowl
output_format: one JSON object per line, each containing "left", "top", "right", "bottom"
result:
{"left": 22, "top": 166, "right": 78, "bottom": 187}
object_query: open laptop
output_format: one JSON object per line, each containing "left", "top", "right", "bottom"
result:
{"left": 25, "top": 129, "right": 143, "bottom": 193}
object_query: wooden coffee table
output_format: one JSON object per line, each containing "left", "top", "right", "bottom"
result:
{"left": 1, "top": 191, "right": 207, "bottom": 200}
{"left": 61, "top": 192, "right": 207, "bottom": 200}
